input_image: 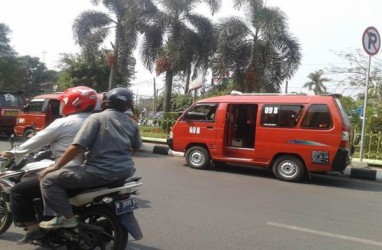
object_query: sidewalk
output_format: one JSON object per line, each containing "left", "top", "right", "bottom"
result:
{"left": 140, "top": 138, "right": 382, "bottom": 182}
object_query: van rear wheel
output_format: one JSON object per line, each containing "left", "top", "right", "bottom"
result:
{"left": 185, "top": 146, "right": 210, "bottom": 169}
{"left": 273, "top": 155, "right": 305, "bottom": 182}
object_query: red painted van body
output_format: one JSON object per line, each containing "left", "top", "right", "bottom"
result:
{"left": 0, "top": 90, "right": 26, "bottom": 136}
{"left": 167, "top": 93, "right": 352, "bottom": 182}
{"left": 14, "top": 94, "right": 61, "bottom": 138}
{"left": 14, "top": 93, "right": 104, "bottom": 138}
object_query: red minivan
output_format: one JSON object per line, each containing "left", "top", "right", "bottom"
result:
{"left": 14, "top": 93, "right": 61, "bottom": 138}
{"left": 14, "top": 93, "right": 105, "bottom": 138}
{"left": 0, "top": 90, "right": 27, "bottom": 136}
{"left": 167, "top": 92, "right": 353, "bottom": 182}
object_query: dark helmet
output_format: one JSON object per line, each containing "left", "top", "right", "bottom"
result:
{"left": 102, "top": 87, "right": 134, "bottom": 112}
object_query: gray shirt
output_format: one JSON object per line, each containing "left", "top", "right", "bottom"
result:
{"left": 11, "top": 113, "right": 91, "bottom": 166}
{"left": 72, "top": 109, "right": 142, "bottom": 181}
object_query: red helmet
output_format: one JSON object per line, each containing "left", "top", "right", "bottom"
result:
{"left": 58, "top": 86, "right": 97, "bottom": 116}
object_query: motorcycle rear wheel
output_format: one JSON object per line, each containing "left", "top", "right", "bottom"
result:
{"left": 0, "top": 192, "right": 13, "bottom": 235}
{"left": 69, "top": 206, "right": 128, "bottom": 250}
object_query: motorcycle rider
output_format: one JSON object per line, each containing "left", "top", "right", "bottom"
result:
{"left": 39, "top": 87, "right": 142, "bottom": 229}
{"left": 0, "top": 86, "right": 98, "bottom": 244}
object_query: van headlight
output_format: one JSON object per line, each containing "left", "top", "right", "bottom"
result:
{"left": 18, "top": 118, "right": 25, "bottom": 124}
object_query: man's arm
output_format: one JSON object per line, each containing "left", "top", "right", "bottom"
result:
{"left": 54, "top": 144, "right": 84, "bottom": 169}
{"left": 39, "top": 144, "right": 84, "bottom": 180}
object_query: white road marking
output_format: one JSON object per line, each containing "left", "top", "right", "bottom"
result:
{"left": 267, "top": 221, "right": 382, "bottom": 247}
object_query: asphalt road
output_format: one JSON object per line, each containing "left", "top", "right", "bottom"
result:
{"left": 0, "top": 140, "right": 381, "bottom": 249}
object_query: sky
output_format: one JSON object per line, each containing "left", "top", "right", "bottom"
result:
{"left": 1, "top": 0, "right": 382, "bottom": 97}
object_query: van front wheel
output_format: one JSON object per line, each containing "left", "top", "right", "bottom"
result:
{"left": 273, "top": 155, "right": 305, "bottom": 182}
{"left": 185, "top": 146, "right": 210, "bottom": 169}
{"left": 23, "top": 129, "right": 35, "bottom": 139}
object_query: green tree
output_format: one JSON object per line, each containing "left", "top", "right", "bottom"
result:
{"left": 212, "top": 0, "right": 301, "bottom": 93}
{"left": 303, "top": 70, "right": 329, "bottom": 94}
{"left": 17, "top": 56, "right": 57, "bottom": 96}
{"left": 140, "top": 0, "right": 221, "bottom": 112}
{"left": 0, "top": 23, "right": 22, "bottom": 89}
{"left": 57, "top": 52, "right": 110, "bottom": 92}
{"left": 73, "top": 0, "right": 156, "bottom": 90}
{"left": 0, "top": 24, "right": 57, "bottom": 95}
{"left": 0, "top": 23, "right": 16, "bottom": 58}
{"left": 327, "top": 49, "right": 382, "bottom": 108}
{"left": 340, "top": 95, "right": 362, "bottom": 132}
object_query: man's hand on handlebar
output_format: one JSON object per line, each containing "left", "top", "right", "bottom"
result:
{"left": 0, "top": 151, "right": 15, "bottom": 160}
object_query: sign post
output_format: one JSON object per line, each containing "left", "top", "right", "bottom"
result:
{"left": 360, "top": 26, "right": 380, "bottom": 161}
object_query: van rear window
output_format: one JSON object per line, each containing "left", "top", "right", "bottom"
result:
{"left": 301, "top": 104, "right": 332, "bottom": 129}
{"left": 335, "top": 98, "right": 351, "bottom": 127}
{"left": 261, "top": 105, "right": 304, "bottom": 128}
{"left": 0, "top": 91, "right": 25, "bottom": 107}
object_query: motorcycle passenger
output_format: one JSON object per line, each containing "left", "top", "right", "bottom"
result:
{"left": 39, "top": 87, "right": 142, "bottom": 229}
{"left": 0, "top": 86, "right": 98, "bottom": 244}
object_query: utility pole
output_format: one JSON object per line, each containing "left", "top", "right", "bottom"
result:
{"left": 285, "top": 80, "right": 288, "bottom": 94}
{"left": 153, "top": 78, "right": 157, "bottom": 113}
{"left": 360, "top": 26, "right": 380, "bottom": 161}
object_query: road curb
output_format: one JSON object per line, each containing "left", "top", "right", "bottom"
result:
{"left": 140, "top": 142, "right": 184, "bottom": 157}
{"left": 152, "top": 145, "right": 169, "bottom": 155}
{"left": 345, "top": 167, "right": 381, "bottom": 181}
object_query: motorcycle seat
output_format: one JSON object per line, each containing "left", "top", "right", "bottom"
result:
{"left": 66, "top": 176, "right": 142, "bottom": 197}
{"left": 67, "top": 179, "right": 127, "bottom": 197}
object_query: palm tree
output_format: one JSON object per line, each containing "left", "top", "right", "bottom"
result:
{"left": 140, "top": 0, "right": 221, "bottom": 112}
{"left": 72, "top": 0, "right": 157, "bottom": 90}
{"left": 303, "top": 70, "right": 329, "bottom": 94}
{"left": 213, "top": 0, "right": 301, "bottom": 93}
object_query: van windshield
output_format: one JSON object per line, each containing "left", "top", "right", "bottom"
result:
{"left": 24, "top": 100, "right": 45, "bottom": 112}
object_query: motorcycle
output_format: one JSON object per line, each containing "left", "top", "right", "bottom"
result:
{"left": 0, "top": 137, "right": 143, "bottom": 249}
{"left": 0, "top": 135, "right": 53, "bottom": 235}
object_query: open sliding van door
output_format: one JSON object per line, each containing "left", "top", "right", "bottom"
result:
{"left": 224, "top": 104, "right": 258, "bottom": 159}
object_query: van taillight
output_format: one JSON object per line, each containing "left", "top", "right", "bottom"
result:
{"left": 340, "top": 125, "right": 350, "bottom": 148}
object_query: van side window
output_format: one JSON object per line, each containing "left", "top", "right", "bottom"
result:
{"left": 261, "top": 105, "right": 303, "bottom": 128}
{"left": 301, "top": 104, "right": 332, "bottom": 129}
{"left": 183, "top": 104, "right": 218, "bottom": 122}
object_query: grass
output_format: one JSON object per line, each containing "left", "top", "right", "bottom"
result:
{"left": 140, "top": 125, "right": 167, "bottom": 139}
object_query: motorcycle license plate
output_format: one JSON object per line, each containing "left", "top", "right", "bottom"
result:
{"left": 115, "top": 198, "right": 138, "bottom": 215}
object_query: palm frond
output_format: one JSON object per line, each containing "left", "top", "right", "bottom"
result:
{"left": 140, "top": 24, "right": 165, "bottom": 71}
{"left": 201, "top": 0, "right": 222, "bottom": 15}
{"left": 73, "top": 10, "right": 114, "bottom": 48}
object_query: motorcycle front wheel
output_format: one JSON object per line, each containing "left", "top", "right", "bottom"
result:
{"left": 0, "top": 192, "right": 13, "bottom": 235}
{"left": 70, "top": 206, "right": 128, "bottom": 250}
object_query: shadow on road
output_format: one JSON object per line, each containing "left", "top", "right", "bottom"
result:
{"left": 128, "top": 241, "right": 164, "bottom": 250}
{"left": 203, "top": 162, "right": 382, "bottom": 192}
{"left": 307, "top": 173, "right": 382, "bottom": 191}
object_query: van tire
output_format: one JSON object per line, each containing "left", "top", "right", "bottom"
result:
{"left": 273, "top": 155, "right": 305, "bottom": 182}
{"left": 185, "top": 146, "right": 210, "bottom": 169}
{"left": 23, "top": 129, "right": 35, "bottom": 139}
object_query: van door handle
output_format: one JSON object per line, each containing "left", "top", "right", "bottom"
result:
{"left": 207, "top": 126, "right": 214, "bottom": 129}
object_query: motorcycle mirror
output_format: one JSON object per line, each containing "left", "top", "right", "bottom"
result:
{"left": 9, "top": 134, "right": 15, "bottom": 148}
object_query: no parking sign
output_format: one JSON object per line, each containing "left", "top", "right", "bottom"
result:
{"left": 360, "top": 26, "right": 380, "bottom": 162}
{"left": 362, "top": 26, "right": 380, "bottom": 56}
